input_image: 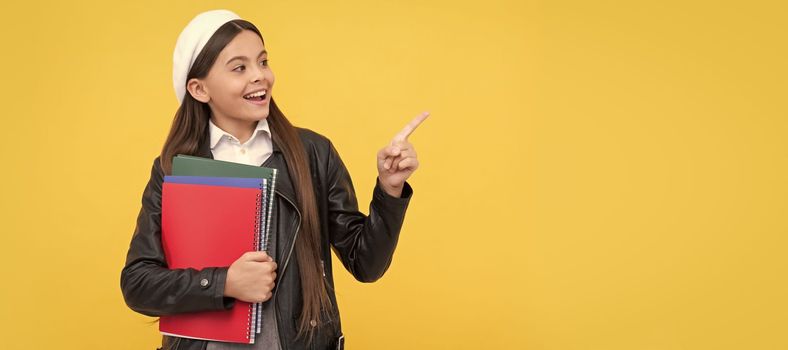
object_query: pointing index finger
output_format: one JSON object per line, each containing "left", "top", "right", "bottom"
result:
{"left": 393, "top": 112, "right": 430, "bottom": 142}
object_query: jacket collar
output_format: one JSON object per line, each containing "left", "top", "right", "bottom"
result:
{"left": 195, "top": 125, "right": 298, "bottom": 206}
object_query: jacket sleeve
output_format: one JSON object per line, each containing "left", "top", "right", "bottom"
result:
{"left": 325, "top": 141, "right": 413, "bottom": 282}
{"left": 120, "top": 157, "right": 234, "bottom": 317}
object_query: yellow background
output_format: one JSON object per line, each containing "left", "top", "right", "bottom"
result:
{"left": 0, "top": 0, "right": 786, "bottom": 349}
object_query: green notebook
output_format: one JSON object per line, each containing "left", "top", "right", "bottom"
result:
{"left": 173, "top": 154, "right": 277, "bottom": 181}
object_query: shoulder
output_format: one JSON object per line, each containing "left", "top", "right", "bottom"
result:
{"left": 142, "top": 155, "right": 165, "bottom": 191}
{"left": 150, "top": 156, "right": 164, "bottom": 177}
{"left": 295, "top": 127, "right": 337, "bottom": 158}
{"left": 293, "top": 127, "right": 348, "bottom": 179}
{"left": 295, "top": 127, "right": 332, "bottom": 148}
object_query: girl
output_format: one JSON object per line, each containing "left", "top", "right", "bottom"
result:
{"left": 120, "top": 9, "right": 426, "bottom": 350}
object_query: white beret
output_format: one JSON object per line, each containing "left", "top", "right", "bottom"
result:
{"left": 173, "top": 9, "right": 241, "bottom": 104}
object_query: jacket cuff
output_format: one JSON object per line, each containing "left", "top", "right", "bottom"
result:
{"left": 374, "top": 178, "right": 413, "bottom": 204}
{"left": 202, "top": 267, "right": 235, "bottom": 310}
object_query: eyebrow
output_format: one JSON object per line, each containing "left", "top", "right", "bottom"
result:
{"left": 226, "top": 50, "right": 267, "bottom": 65}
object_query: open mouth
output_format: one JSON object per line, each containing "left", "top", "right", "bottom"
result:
{"left": 243, "top": 90, "right": 267, "bottom": 101}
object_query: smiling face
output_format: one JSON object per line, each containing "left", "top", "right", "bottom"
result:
{"left": 187, "top": 30, "right": 274, "bottom": 124}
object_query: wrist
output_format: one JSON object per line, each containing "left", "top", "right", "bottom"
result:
{"left": 223, "top": 268, "right": 236, "bottom": 298}
{"left": 379, "top": 180, "right": 403, "bottom": 198}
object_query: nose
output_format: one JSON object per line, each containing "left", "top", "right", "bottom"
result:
{"left": 251, "top": 64, "right": 266, "bottom": 84}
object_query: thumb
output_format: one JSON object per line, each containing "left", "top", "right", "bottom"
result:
{"left": 377, "top": 145, "right": 401, "bottom": 161}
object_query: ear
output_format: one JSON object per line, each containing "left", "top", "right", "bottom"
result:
{"left": 186, "top": 78, "right": 211, "bottom": 103}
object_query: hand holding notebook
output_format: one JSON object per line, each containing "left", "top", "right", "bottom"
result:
{"left": 225, "top": 251, "right": 278, "bottom": 303}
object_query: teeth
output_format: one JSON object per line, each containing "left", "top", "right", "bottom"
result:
{"left": 244, "top": 90, "right": 266, "bottom": 99}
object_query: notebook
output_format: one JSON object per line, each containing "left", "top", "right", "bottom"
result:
{"left": 159, "top": 176, "right": 267, "bottom": 343}
{"left": 171, "top": 155, "right": 279, "bottom": 337}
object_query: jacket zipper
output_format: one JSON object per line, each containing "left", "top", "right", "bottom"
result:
{"left": 272, "top": 190, "right": 301, "bottom": 350}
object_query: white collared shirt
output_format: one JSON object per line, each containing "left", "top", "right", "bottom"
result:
{"left": 208, "top": 118, "right": 273, "bottom": 166}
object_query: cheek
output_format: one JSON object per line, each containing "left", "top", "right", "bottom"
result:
{"left": 267, "top": 70, "right": 275, "bottom": 85}
{"left": 219, "top": 79, "right": 245, "bottom": 99}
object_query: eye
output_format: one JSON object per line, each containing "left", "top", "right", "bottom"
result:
{"left": 260, "top": 59, "right": 269, "bottom": 66}
{"left": 233, "top": 65, "right": 245, "bottom": 72}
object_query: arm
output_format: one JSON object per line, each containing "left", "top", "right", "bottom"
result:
{"left": 120, "top": 157, "right": 233, "bottom": 316}
{"left": 326, "top": 142, "right": 413, "bottom": 282}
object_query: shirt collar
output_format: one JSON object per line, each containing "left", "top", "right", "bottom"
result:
{"left": 208, "top": 118, "right": 271, "bottom": 150}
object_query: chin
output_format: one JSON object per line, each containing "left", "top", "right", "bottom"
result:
{"left": 255, "top": 109, "right": 270, "bottom": 120}
{"left": 244, "top": 107, "right": 270, "bottom": 121}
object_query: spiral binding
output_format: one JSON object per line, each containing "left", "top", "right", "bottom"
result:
{"left": 247, "top": 189, "right": 261, "bottom": 343}
{"left": 259, "top": 181, "right": 268, "bottom": 252}
{"left": 255, "top": 190, "right": 262, "bottom": 252}
{"left": 257, "top": 171, "right": 277, "bottom": 337}
{"left": 254, "top": 180, "right": 267, "bottom": 337}
{"left": 250, "top": 171, "right": 277, "bottom": 340}
{"left": 264, "top": 169, "right": 278, "bottom": 252}
{"left": 255, "top": 180, "right": 267, "bottom": 336}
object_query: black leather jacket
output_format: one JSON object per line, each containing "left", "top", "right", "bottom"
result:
{"left": 121, "top": 127, "right": 413, "bottom": 350}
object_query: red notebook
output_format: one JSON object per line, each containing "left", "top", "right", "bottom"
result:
{"left": 160, "top": 181, "right": 262, "bottom": 343}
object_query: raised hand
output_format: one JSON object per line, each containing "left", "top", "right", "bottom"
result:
{"left": 376, "top": 112, "right": 429, "bottom": 197}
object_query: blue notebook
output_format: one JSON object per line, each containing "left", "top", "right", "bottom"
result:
{"left": 164, "top": 175, "right": 265, "bottom": 189}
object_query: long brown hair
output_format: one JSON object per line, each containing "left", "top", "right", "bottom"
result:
{"left": 160, "top": 19, "right": 330, "bottom": 343}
